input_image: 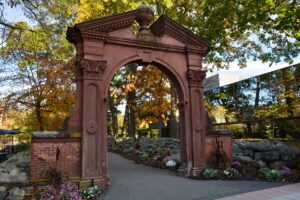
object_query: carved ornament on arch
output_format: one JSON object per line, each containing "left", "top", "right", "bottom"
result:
{"left": 81, "top": 30, "right": 108, "bottom": 41}
{"left": 77, "top": 59, "right": 107, "bottom": 80}
{"left": 187, "top": 69, "right": 206, "bottom": 86}
{"left": 185, "top": 46, "right": 207, "bottom": 55}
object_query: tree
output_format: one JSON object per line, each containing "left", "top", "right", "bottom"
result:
{"left": 1, "top": 0, "right": 299, "bottom": 132}
{"left": 0, "top": 1, "right": 76, "bottom": 131}
{"left": 73, "top": 0, "right": 300, "bottom": 69}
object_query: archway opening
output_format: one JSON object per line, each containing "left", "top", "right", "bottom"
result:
{"left": 106, "top": 61, "right": 185, "bottom": 176}
{"left": 108, "top": 62, "right": 181, "bottom": 139}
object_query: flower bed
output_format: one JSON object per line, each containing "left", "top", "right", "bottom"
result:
{"left": 109, "top": 137, "right": 300, "bottom": 183}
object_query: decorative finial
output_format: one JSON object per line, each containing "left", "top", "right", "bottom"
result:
{"left": 136, "top": 5, "right": 154, "bottom": 33}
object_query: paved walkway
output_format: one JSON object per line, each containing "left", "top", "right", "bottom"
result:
{"left": 216, "top": 183, "right": 300, "bottom": 200}
{"left": 102, "top": 153, "right": 289, "bottom": 200}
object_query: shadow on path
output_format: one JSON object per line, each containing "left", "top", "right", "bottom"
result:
{"left": 102, "top": 152, "right": 283, "bottom": 200}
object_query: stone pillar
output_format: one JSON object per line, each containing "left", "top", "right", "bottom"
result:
{"left": 187, "top": 69, "right": 207, "bottom": 176}
{"left": 68, "top": 66, "right": 83, "bottom": 133}
{"left": 79, "top": 59, "right": 108, "bottom": 187}
{"left": 68, "top": 42, "right": 84, "bottom": 134}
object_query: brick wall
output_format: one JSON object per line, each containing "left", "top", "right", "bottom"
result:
{"left": 30, "top": 138, "right": 81, "bottom": 181}
{"left": 205, "top": 130, "right": 232, "bottom": 166}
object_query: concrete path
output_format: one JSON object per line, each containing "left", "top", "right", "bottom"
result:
{"left": 216, "top": 183, "right": 300, "bottom": 200}
{"left": 102, "top": 153, "right": 284, "bottom": 200}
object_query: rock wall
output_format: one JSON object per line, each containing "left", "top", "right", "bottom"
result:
{"left": 233, "top": 140, "right": 300, "bottom": 169}
{"left": 108, "top": 132, "right": 232, "bottom": 164}
{"left": 0, "top": 151, "right": 29, "bottom": 184}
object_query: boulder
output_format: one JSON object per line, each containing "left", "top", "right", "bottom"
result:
{"left": 234, "top": 140, "right": 247, "bottom": 149}
{"left": 0, "top": 173, "right": 11, "bottom": 183}
{"left": 269, "top": 161, "right": 290, "bottom": 169}
{"left": 18, "top": 172, "right": 28, "bottom": 183}
{"left": 10, "top": 167, "right": 20, "bottom": 176}
{"left": 0, "top": 186, "right": 6, "bottom": 193}
{"left": 172, "top": 153, "right": 181, "bottom": 163}
{"left": 260, "top": 151, "right": 280, "bottom": 162}
{"left": 243, "top": 149, "right": 254, "bottom": 157}
{"left": 233, "top": 156, "right": 253, "bottom": 164}
{"left": 244, "top": 141, "right": 272, "bottom": 152}
{"left": 0, "top": 186, "right": 7, "bottom": 198}
{"left": 7, "top": 187, "right": 25, "bottom": 200}
{"left": 254, "top": 152, "right": 262, "bottom": 161}
{"left": 274, "top": 142, "right": 296, "bottom": 161}
{"left": 232, "top": 143, "right": 243, "bottom": 156}
{"left": 251, "top": 160, "right": 267, "bottom": 168}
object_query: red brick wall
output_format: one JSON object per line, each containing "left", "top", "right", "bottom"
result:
{"left": 205, "top": 133, "right": 232, "bottom": 165}
{"left": 30, "top": 138, "right": 81, "bottom": 180}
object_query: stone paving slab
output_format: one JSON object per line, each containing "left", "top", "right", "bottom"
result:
{"left": 102, "top": 153, "right": 284, "bottom": 200}
{"left": 216, "top": 183, "right": 300, "bottom": 200}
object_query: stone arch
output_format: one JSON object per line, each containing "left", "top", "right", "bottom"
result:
{"left": 103, "top": 57, "right": 187, "bottom": 103}
{"left": 66, "top": 6, "right": 210, "bottom": 187}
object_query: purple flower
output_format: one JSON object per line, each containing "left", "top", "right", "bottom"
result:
{"left": 232, "top": 161, "right": 241, "bottom": 171}
{"left": 60, "top": 182, "right": 78, "bottom": 193}
{"left": 280, "top": 166, "right": 292, "bottom": 177}
{"left": 163, "top": 156, "right": 173, "bottom": 163}
{"left": 68, "top": 192, "right": 83, "bottom": 200}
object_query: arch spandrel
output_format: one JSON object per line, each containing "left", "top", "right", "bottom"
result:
{"left": 66, "top": 5, "right": 210, "bottom": 188}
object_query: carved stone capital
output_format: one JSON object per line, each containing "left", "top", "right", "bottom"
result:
{"left": 77, "top": 59, "right": 107, "bottom": 80}
{"left": 187, "top": 69, "right": 206, "bottom": 86}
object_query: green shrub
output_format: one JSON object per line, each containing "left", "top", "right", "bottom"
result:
{"left": 258, "top": 167, "right": 271, "bottom": 175}
{"left": 139, "top": 152, "right": 149, "bottom": 160}
{"left": 258, "top": 167, "right": 282, "bottom": 182}
{"left": 266, "top": 170, "right": 282, "bottom": 182}
{"left": 203, "top": 168, "right": 218, "bottom": 179}
{"left": 15, "top": 143, "right": 31, "bottom": 152}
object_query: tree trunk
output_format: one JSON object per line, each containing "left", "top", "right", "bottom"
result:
{"left": 170, "top": 84, "right": 179, "bottom": 138}
{"left": 254, "top": 79, "right": 260, "bottom": 107}
{"left": 127, "top": 91, "right": 136, "bottom": 138}
{"left": 127, "top": 63, "right": 137, "bottom": 138}
{"left": 109, "top": 89, "right": 119, "bottom": 138}
{"left": 35, "top": 102, "right": 44, "bottom": 131}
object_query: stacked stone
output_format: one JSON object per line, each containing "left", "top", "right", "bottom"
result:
{"left": 233, "top": 140, "right": 300, "bottom": 169}
{"left": 0, "top": 151, "right": 29, "bottom": 183}
{"left": 139, "top": 137, "right": 180, "bottom": 155}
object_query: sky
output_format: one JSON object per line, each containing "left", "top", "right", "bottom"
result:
{"left": 206, "top": 58, "right": 300, "bottom": 80}
{"left": 4, "top": 5, "right": 300, "bottom": 81}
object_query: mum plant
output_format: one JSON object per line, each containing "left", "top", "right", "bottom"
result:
{"left": 202, "top": 168, "right": 218, "bottom": 179}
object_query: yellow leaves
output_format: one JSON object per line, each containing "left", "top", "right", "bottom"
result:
{"left": 164, "top": 0, "right": 173, "bottom": 8}
{"left": 75, "top": 0, "right": 105, "bottom": 23}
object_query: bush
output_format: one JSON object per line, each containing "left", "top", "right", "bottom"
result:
{"left": 258, "top": 167, "right": 282, "bottom": 182}
{"left": 139, "top": 152, "right": 149, "bottom": 160}
{"left": 203, "top": 168, "right": 218, "bottom": 179}
{"left": 266, "top": 170, "right": 282, "bottom": 182}
{"left": 15, "top": 143, "right": 31, "bottom": 152}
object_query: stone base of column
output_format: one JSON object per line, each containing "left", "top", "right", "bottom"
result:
{"left": 80, "top": 176, "right": 108, "bottom": 189}
{"left": 178, "top": 165, "right": 189, "bottom": 177}
{"left": 191, "top": 167, "right": 202, "bottom": 177}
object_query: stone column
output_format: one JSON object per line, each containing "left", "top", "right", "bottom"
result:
{"left": 68, "top": 66, "right": 83, "bottom": 133}
{"left": 187, "top": 69, "right": 206, "bottom": 176}
{"left": 79, "top": 59, "right": 108, "bottom": 187}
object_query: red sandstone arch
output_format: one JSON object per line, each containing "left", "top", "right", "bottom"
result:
{"left": 66, "top": 6, "right": 210, "bottom": 187}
